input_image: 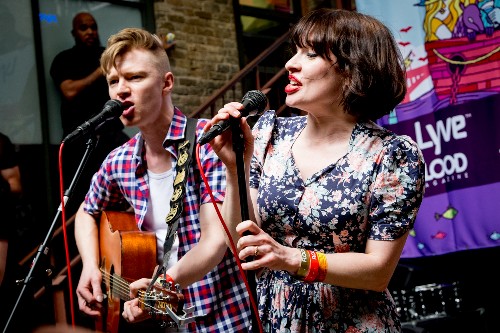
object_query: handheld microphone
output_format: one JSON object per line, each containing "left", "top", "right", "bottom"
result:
{"left": 62, "top": 99, "right": 124, "bottom": 143}
{"left": 198, "top": 90, "right": 267, "bottom": 145}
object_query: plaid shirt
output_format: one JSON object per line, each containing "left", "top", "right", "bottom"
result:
{"left": 84, "top": 107, "right": 252, "bottom": 332}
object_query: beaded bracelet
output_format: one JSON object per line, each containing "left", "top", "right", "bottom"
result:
{"left": 295, "top": 248, "right": 310, "bottom": 279}
{"left": 316, "top": 252, "right": 328, "bottom": 282}
{"left": 303, "top": 250, "right": 319, "bottom": 282}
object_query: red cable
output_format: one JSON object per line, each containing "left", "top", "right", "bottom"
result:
{"left": 195, "top": 143, "right": 263, "bottom": 333}
{"left": 58, "top": 143, "right": 76, "bottom": 327}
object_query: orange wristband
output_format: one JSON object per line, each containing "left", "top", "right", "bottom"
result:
{"left": 316, "top": 252, "right": 328, "bottom": 282}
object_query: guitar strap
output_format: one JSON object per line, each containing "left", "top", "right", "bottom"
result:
{"left": 148, "top": 117, "right": 198, "bottom": 290}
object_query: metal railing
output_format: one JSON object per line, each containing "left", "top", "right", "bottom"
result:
{"left": 188, "top": 32, "right": 291, "bottom": 119}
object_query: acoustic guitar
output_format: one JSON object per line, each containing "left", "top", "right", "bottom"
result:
{"left": 97, "top": 211, "right": 195, "bottom": 333}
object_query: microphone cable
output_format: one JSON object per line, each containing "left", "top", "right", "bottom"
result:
{"left": 58, "top": 142, "right": 76, "bottom": 328}
{"left": 195, "top": 143, "right": 264, "bottom": 333}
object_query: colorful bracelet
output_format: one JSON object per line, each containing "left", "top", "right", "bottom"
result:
{"left": 303, "top": 250, "right": 319, "bottom": 282}
{"left": 316, "top": 252, "right": 328, "bottom": 282}
{"left": 294, "top": 248, "right": 310, "bottom": 279}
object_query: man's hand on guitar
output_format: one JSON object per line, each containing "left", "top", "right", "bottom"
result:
{"left": 123, "top": 297, "right": 150, "bottom": 323}
{"left": 76, "top": 265, "right": 104, "bottom": 317}
{"left": 122, "top": 276, "right": 190, "bottom": 326}
{"left": 122, "top": 278, "right": 152, "bottom": 323}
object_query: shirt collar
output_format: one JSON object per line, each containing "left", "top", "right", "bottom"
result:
{"left": 162, "top": 106, "right": 187, "bottom": 149}
{"left": 132, "top": 107, "right": 187, "bottom": 163}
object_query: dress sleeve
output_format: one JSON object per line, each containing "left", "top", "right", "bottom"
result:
{"left": 249, "top": 111, "right": 277, "bottom": 189}
{"left": 368, "top": 135, "right": 426, "bottom": 241}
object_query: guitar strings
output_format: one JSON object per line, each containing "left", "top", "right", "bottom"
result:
{"left": 99, "top": 268, "right": 178, "bottom": 318}
{"left": 100, "top": 269, "right": 159, "bottom": 310}
{"left": 100, "top": 268, "right": 132, "bottom": 301}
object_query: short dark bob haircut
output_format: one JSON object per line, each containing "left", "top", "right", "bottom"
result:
{"left": 290, "top": 8, "right": 407, "bottom": 121}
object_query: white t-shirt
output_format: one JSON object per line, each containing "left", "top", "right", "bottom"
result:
{"left": 142, "top": 169, "right": 179, "bottom": 268}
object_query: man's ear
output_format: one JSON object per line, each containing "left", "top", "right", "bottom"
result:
{"left": 163, "top": 72, "right": 174, "bottom": 93}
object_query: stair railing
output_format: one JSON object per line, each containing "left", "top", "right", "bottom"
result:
{"left": 188, "top": 31, "right": 290, "bottom": 119}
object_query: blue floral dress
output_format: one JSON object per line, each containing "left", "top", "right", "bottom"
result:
{"left": 249, "top": 111, "right": 425, "bottom": 333}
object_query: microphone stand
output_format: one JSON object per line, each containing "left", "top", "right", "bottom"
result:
{"left": 2, "top": 135, "right": 99, "bottom": 333}
{"left": 229, "top": 117, "right": 259, "bottom": 332}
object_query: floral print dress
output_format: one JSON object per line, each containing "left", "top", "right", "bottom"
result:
{"left": 248, "top": 111, "right": 425, "bottom": 333}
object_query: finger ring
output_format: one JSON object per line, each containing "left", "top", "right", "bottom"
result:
{"left": 254, "top": 246, "right": 259, "bottom": 257}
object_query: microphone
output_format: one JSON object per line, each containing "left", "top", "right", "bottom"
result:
{"left": 198, "top": 90, "right": 267, "bottom": 145}
{"left": 62, "top": 99, "right": 124, "bottom": 143}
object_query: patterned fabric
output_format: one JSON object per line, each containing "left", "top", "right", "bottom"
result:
{"left": 249, "top": 111, "right": 426, "bottom": 333}
{"left": 84, "top": 107, "right": 252, "bottom": 332}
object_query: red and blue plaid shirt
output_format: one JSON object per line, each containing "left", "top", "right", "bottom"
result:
{"left": 84, "top": 107, "right": 252, "bottom": 332}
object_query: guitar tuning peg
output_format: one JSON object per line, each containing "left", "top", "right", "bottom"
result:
{"left": 158, "top": 278, "right": 168, "bottom": 288}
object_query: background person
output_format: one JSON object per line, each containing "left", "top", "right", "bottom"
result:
{"left": 206, "top": 8, "right": 426, "bottom": 333}
{"left": 50, "top": 12, "right": 129, "bottom": 214}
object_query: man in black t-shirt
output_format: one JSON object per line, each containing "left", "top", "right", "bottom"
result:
{"left": 50, "top": 12, "right": 128, "bottom": 213}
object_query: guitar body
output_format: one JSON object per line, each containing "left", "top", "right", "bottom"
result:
{"left": 97, "top": 211, "right": 157, "bottom": 333}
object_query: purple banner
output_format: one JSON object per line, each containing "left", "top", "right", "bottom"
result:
{"left": 387, "top": 95, "right": 500, "bottom": 258}
{"left": 356, "top": 0, "right": 500, "bottom": 258}
{"left": 386, "top": 94, "right": 500, "bottom": 198}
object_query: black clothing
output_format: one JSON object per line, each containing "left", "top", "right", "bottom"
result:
{"left": 50, "top": 44, "right": 110, "bottom": 136}
{"left": 50, "top": 44, "right": 129, "bottom": 213}
{"left": 0, "top": 132, "right": 18, "bottom": 241}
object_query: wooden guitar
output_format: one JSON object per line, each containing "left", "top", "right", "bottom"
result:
{"left": 97, "top": 211, "right": 194, "bottom": 333}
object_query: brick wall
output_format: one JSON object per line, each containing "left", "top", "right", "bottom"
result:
{"left": 154, "top": 0, "right": 241, "bottom": 117}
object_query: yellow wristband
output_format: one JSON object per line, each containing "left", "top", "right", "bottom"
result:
{"left": 316, "top": 252, "right": 328, "bottom": 282}
{"left": 294, "top": 248, "right": 310, "bottom": 278}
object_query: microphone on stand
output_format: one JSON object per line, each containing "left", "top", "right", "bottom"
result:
{"left": 62, "top": 99, "right": 124, "bottom": 143}
{"left": 198, "top": 90, "right": 267, "bottom": 145}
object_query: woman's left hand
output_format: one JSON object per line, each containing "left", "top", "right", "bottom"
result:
{"left": 236, "top": 220, "right": 301, "bottom": 275}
